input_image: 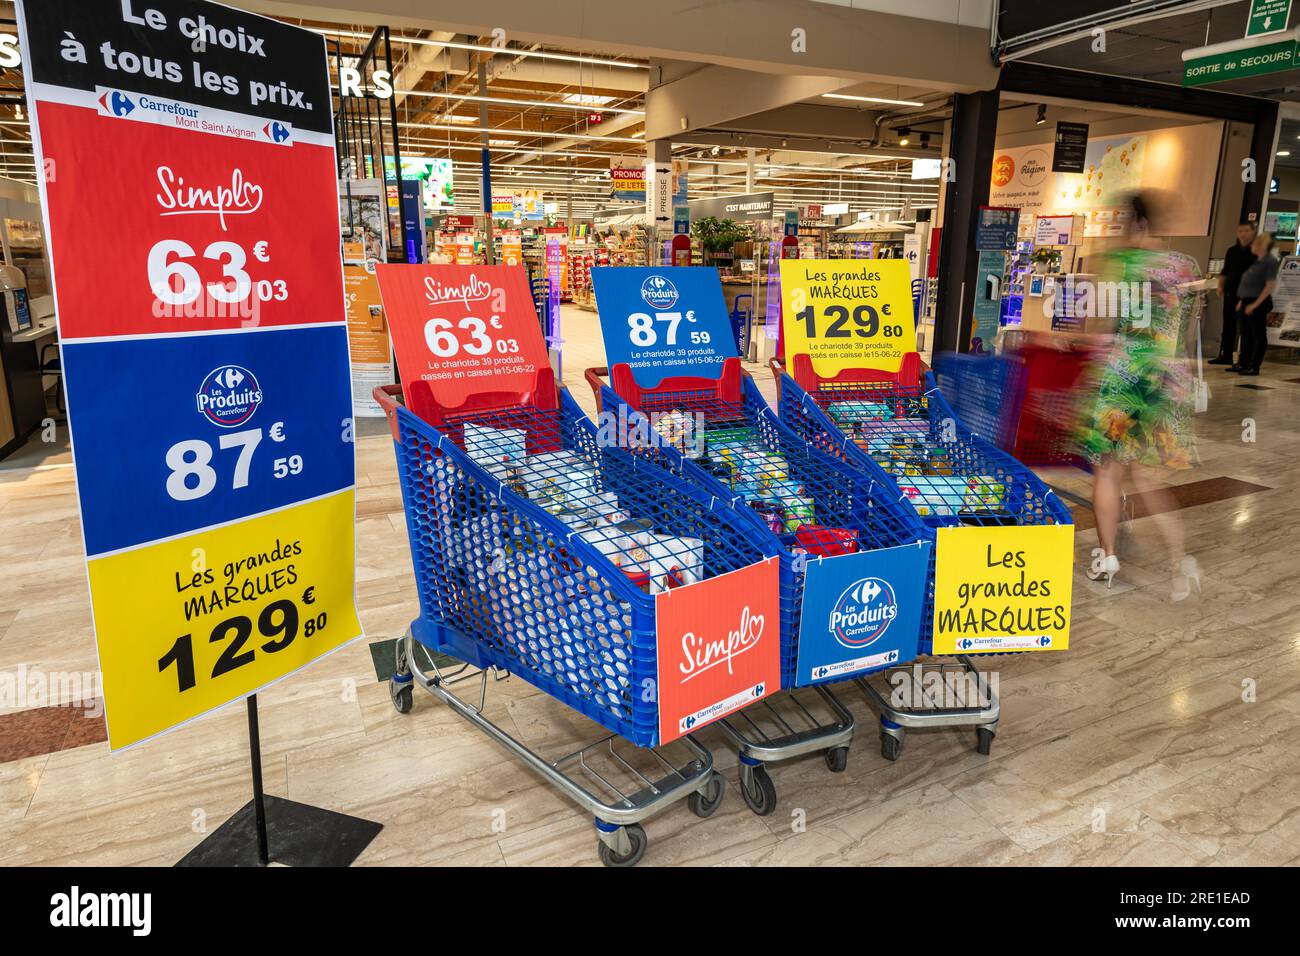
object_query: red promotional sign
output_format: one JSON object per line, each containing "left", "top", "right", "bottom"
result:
{"left": 375, "top": 264, "right": 550, "bottom": 409}
{"left": 654, "top": 557, "right": 780, "bottom": 744}
{"left": 36, "top": 102, "right": 341, "bottom": 339}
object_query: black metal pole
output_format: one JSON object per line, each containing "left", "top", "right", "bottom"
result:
{"left": 246, "top": 694, "right": 269, "bottom": 866}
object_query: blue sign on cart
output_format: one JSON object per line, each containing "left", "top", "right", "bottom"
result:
{"left": 796, "top": 541, "right": 930, "bottom": 686}
{"left": 592, "top": 266, "right": 738, "bottom": 387}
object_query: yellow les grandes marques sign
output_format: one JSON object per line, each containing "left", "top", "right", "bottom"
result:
{"left": 932, "top": 524, "right": 1074, "bottom": 654}
{"left": 779, "top": 259, "right": 915, "bottom": 375}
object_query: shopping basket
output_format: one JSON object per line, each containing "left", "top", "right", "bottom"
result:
{"left": 374, "top": 371, "right": 782, "bottom": 865}
{"left": 588, "top": 357, "right": 928, "bottom": 806}
{"left": 773, "top": 352, "right": 1073, "bottom": 759}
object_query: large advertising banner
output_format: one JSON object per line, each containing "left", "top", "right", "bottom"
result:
{"left": 779, "top": 259, "right": 916, "bottom": 375}
{"left": 592, "top": 266, "right": 738, "bottom": 386}
{"left": 795, "top": 542, "right": 929, "bottom": 686}
{"left": 654, "top": 557, "right": 780, "bottom": 744}
{"left": 932, "top": 524, "right": 1074, "bottom": 654}
{"left": 18, "top": 0, "right": 362, "bottom": 748}
{"left": 374, "top": 264, "right": 550, "bottom": 409}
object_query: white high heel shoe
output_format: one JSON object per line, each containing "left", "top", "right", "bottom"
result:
{"left": 1087, "top": 549, "right": 1121, "bottom": 588}
{"left": 1171, "top": 556, "right": 1202, "bottom": 603}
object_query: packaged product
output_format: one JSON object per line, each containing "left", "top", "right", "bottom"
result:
{"left": 463, "top": 422, "right": 526, "bottom": 472}
{"left": 794, "top": 524, "right": 859, "bottom": 557}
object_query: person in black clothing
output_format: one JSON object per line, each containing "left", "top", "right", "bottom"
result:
{"left": 1233, "top": 232, "right": 1279, "bottom": 376}
{"left": 1209, "top": 222, "right": 1257, "bottom": 365}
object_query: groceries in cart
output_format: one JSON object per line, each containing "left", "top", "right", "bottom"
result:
{"left": 461, "top": 422, "right": 703, "bottom": 594}
{"left": 827, "top": 394, "right": 1012, "bottom": 520}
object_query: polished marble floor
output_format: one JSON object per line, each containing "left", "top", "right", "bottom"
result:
{"left": 2, "top": 309, "right": 1299, "bottom": 866}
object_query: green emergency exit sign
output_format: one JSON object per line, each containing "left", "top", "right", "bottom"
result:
{"left": 1183, "top": 36, "right": 1298, "bottom": 86}
{"left": 1247, "top": 0, "right": 1291, "bottom": 37}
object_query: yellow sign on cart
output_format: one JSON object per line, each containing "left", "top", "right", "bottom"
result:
{"left": 779, "top": 259, "right": 915, "bottom": 375}
{"left": 932, "top": 524, "right": 1074, "bottom": 654}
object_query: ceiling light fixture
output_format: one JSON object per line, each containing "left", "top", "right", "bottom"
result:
{"left": 822, "top": 93, "right": 926, "bottom": 107}
{"left": 897, "top": 128, "right": 911, "bottom": 147}
{"left": 311, "top": 28, "right": 645, "bottom": 69}
{"left": 1035, "top": 104, "right": 1047, "bottom": 125}
{"left": 396, "top": 89, "right": 643, "bottom": 115}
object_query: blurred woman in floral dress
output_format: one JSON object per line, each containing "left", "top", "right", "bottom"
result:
{"left": 1078, "top": 191, "right": 1202, "bottom": 600}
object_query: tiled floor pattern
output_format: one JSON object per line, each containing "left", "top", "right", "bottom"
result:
{"left": 2, "top": 311, "right": 1300, "bottom": 866}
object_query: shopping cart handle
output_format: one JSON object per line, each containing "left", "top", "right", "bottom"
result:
{"left": 768, "top": 358, "right": 785, "bottom": 401}
{"left": 584, "top": 366, "right": 609, "bottom": 411}
{"left": 372, "top": 384, "right": 404, "bottom": 441}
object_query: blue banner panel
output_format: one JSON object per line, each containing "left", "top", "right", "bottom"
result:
{"left": 796, "top": 541, "right": 930, "bottom": 686}
{"left": 63, "top": 325, "right": 355, "bottom": 555}
{"left": 592, "top": 266, "right": 738, "bottom": 387}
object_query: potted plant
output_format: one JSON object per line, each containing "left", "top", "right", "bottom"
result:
{"left": 1031, "top": 247, "right": 1061, "bottom": 274}
{"left": 692, "top": 216, "right": 752, "bottom": 256}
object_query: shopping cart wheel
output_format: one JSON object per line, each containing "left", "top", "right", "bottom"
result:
{"left": 880, "top": 731, "right": 903, "bottom": 762}
{"left": 597, "top": 824, "right": 647, "bottom": 868}
{"left": 390, "top": 679, "right": 413, "bottom": 715}
{"left": 824, "top": 746, "right": 850, "bottom": 773}
{"left": 975, "top": 726, "right": 995, "bottom": 755}
{"left": 739, "top": 763, "right": 777, "bottom": 816}
{"left": 688, "top": 773, "right": 726, "bottom": 818}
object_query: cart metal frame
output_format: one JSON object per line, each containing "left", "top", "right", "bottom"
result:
{"left": 853, "top": 655, "right": 999, "bottom": 761}
{"left": 389, "top": 629, "right": 723, "bottom": 865}
{"left": 717, "top": 684, "right": 855, "bottom": 815}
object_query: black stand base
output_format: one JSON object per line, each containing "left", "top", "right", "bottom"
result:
{"left": 176, "top": 795, "right": 382, "bottom": 867}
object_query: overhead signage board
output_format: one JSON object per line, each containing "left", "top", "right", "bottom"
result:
{"left": 1183, "top": 36, "right": 1299, "bottom": 86}
{"left": 17, "top": 0, "right": 362, "bottom": 748}
{"left": 592, "top": 266, "right": 737, "bottom": 387}
{"left": 610, "top": 157, "right": 646, "bottom": 202}
{"left": 687, "top": 191, "right": 775, "bottom": 222}
{"left": 1051, "top": 121, "right": 1090, "bottom": 173}
{"left": 1247, "top": 0, "right": 1292, "bottom": 37}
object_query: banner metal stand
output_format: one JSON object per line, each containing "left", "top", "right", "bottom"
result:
{"left": 176, "top": 696, "right": 382, "bottom": 868}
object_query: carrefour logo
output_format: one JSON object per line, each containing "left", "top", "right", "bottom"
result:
{"left": 196, "top": 365, "right": 263, "bottom": 428}
{"left": 829, "top": 576, "right": 898, "bottom": 649}
{"left": 640, "top": 274, "right": 679, "bottom": 310}
{"left": 100, "top": 90, "right": 135, "bottom": 117}
{"left": 264, "top": 121, "right": 291, "bottom": 143}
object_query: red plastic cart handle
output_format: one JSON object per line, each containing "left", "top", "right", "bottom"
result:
{"left": 372, "top": 384, "right": 404, "bottom": 441}
{"left": 584, "top": 366, "right": 609, "bottom": 412}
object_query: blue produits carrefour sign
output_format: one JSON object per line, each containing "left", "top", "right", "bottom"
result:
{"left": 796, "top": 541, "right": 930, "bottom": 686}
{"left": 592, "top": 266, "right": 738, "bottom": 387}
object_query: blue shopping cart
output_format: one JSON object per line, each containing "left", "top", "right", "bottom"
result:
{"left": 587, "top": 357, "right": 929, "bottom": 808}
{"left": 374, "top": 371, "right": 783, "bottom": 865}
{"left": 772, "top": 352, "right": 1073, "bottom": 759}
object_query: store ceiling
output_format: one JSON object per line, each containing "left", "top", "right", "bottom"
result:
{"left": 0, "top": 6, "right": 944, "bottom": 217}
{"left": 1013, "top": 0, "right": 1300, "bottom": 98}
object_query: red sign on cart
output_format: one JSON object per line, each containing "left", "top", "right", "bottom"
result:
{"left": 376, "top": 264, "right": 550, "bottom": 409}
{"left": 654, "top": 557, "right": 780, "bottom": 744}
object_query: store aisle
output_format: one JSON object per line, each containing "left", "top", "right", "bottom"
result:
{"left": 2, "top": 359, "right": 1300, "bottom": 866}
